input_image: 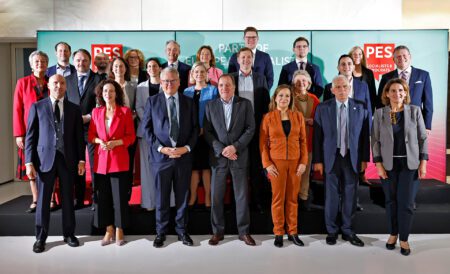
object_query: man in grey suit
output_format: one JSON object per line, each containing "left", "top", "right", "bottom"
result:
{"left": 203, "top": 74, "right": 256, "bottom": 246}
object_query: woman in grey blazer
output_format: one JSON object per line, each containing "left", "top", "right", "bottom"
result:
{"left": 371, "top": 78, "right": 428, "bottom": 256}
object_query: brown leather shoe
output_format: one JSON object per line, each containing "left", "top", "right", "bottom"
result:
{"left": 208, "top": 234, "right": 224, "bottom": 246}
{"left": 239, "top": 234, "right": 256, "bottom": 246}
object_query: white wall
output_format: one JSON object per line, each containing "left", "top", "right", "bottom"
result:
{"left": 0, "top": 0, "right": 402, "bottom": 37}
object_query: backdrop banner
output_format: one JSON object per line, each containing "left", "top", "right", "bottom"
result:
{"left": 38, "top": 30, "right": 448, "bottom": 182}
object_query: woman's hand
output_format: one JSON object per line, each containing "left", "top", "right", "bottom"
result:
{"left": 296, "top": 164, "right": 306, "bottom": 176}
{"left": 418, "top": 160, "right": 427, "bottom": 179}
{"left": 15, "top": 136, "right": 24, "bottom": 149}
{"left": 266, "top": 164, "right": 279, "bottom": 178}
{"left": 376, "top": 163, "right": 388, "bottom": 179}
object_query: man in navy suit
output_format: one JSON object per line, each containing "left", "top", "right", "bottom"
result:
{"left": 46, "top": 42, "right": 76, "bottom": 77}
{"left": 161, "top": 40, "right": 192, "bottom": 93}
{"left": 142, "top": 67, "right": 199, "bottom": 248}
{"left": 278, "top": 37, "right": 324, "bottom": 98}
{"left": 377, "top": 45, "right": 433, "bottom": 131}
{"left": 25, "top": 74, "right": 85, "bottom": 253}
{"left": 377, "top": 45, "right": 433, "bottom": 210}
{"left": 228, "top": 26, "right": 274, "bottom": 89}
{"left": 231, "top": 47, "right": 270, "bottom": 213}
{"left": 65, "top": 49, "right": 101, "bottom": 209}
{"left": 313, "top": 75, "right": 370, "bottom": 247}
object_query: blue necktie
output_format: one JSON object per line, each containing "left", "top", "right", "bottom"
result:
{"left": 169, "top": 96, "right": 179, "bottom": 141}
{"left": 340, "top": 103, "right": 347, "bottom": 157}
{"left": 78, "top": 75, "right": 86, "bottom": 95}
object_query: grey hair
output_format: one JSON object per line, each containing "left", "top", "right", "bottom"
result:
{"left": 165, "top": 40, "right": 180, "bottom": 48}
{"left": 331, "top": 75, "right": 349, "bottom": 88}
{"left": 291, "top": 69, "right": 312, "bottom": 90}
{"left": 28, "top": 50, "right": 49, "bottom": 68}
{"left": 160, "top": 67, "right": 180, "bottom": 79}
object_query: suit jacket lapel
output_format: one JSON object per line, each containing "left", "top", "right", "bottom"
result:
{"left": 229, "top": 97, "right": 240, "bottom": 132}
{"left": 45, "top": 98, "right": 56, "bottom": 132}
{"left": 382, "top": 106, "right": 394, "bottom": 141}
{"left": 177, "top": 94, "right": 187, "bottom": 142}
{"left": 409, "top": 67, "right": 418, "bottom": 95}
{"left": 109, "top": 107, "right": 122, "bottom": 138}
{"left": 403, "top": 104, "right": 411, "bottom": 136}
{"left": 328, "top": 100, "right": 337, "bottom": 139}
{"left": 213, "top": 99, "right": 227, "bottom": 132}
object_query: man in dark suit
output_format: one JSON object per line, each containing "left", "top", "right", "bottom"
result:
{"left": 228, "top": 26, "right": 274, "bottom": 89}
{"left": 46, "top": 41, "right": 76, "bottom": 77}
{"left": 278, "top": 37, "right": 324, "bottom": 98}
{"left": 231, "top": 47, "right": 270, "bottom": 213}
{"left": 204, "top": 74, "right": 256, "bottom": 246}
{"left": 65, "top": 49, "right": 101, "bottom": 209}
{"left": 25, "top": 74, "right": 85, "bottom": 253}
{"left": 93, "top": 52, "right": 110, "bottom": 80}
{"left": 377, "top": 45, "right": 433, "bottom": 131}
{"left": 313, "top": 75, "right": 370, "bottom": 247}
{"left": 161, "top": 40, "right": 191, "bottom": 93}
{"left": 142, "top": 67, "right": 198, "bottom": 248}
{"left": 377, "top": 45, "right": 433, "bottom": 210}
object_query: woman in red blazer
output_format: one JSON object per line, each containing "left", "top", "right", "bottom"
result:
{"left": 291, "top": 70, "right": 320, "bottom": 210}
{"left": 13, "top": 50, "right": 52, "bottom": 213}
{"left": 88, "top": 79, "right": 136, "bottom": 246}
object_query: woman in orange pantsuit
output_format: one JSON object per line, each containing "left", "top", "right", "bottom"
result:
{"left": 260, "top": 84, "right": 308, "bottom": 248}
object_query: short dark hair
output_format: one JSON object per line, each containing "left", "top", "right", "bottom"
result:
{"left": 54, "top": 41, "right": 71, "bottom": 52}
{"left": 237, "top": 47, "right": 254, "bottom": 58}
{"left": 244, "top": 26, "right": 258, "bottom": 36}
{"left": 73, "top": 48, "right": 91, "bottom": 61}
{"left": 218, "top": 74, "right": 235, "bottom": 87}
{"left": 394, "top": 45, "right": 410, "bottom": 55}
{"left": 95, "top": 79, "right": 125, "bottom": 107}
{"left": 338, "top": 54, "right": 354, "bottom": 65}
{"left": 293, "top": 37, "right": 309, "bottom": 48}
{"left": 110, "top": 57, "right": 130, "bottom": 81}
{"left": 145, "top": 57, "right": 162, "bottom": 69}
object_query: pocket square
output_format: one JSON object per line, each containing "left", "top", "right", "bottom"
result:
{"left": 415, "top": 80, "right": 423, "bottom": 84}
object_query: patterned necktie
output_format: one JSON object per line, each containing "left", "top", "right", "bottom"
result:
{"left": 54, "top": 100, "right": 61, "bottom": 123}
{"left": 339, "top": 103, "right": 347, "bottom": 157}
{"left": 169, "top": 96, "right": 179, "bottom": 141}
{"left": 78, "top": 75, "right": 86, "bottom": 95}
{"left": 400, "top": 71, "right": 408, "bottom": 82}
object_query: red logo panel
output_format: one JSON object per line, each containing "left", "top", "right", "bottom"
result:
{"left": 364, "top": 43, "right": 395, "bottom": 81}
{"left": 91, "top": 44, "right": 123, "bottom": 72}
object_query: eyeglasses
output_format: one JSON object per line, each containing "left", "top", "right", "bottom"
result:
{"left": 161, "top": 79, "right": 178, "bottom": 85}
{"left": 244, "top": 36, "right": 258, "bottom": 40}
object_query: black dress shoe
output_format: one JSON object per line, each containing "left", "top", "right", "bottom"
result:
{"left": 287, "top": 234, "right": 304, "bottom": 246}
{"left": 401, "top": 246, "right": 411, "bottom": 256}
{"left": 342, "top": 234, "right": 364, "bottom": 247}
{"left": 326, "top": 234, "right": 337, "bottom": 245}
{"left": 153, "top": 234, "right": 166, "bottom": 248}
{"left": 63, "top": 235, "right": 80, "bottom": 247}
{"left": 178, "top": 233, "right": 194, "bottom": 246}
{"left": 33, "top": 240, "right": 45, "bottom": 253}
{"left": 274, "top": 235, "right": 283, "bottom": 248}
{"left": 386, "top": 236, "right": 398, "bottom": 250}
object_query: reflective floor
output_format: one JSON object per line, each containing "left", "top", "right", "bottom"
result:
{"left": 1, "top": 234, "right": 450, "bottom": 274}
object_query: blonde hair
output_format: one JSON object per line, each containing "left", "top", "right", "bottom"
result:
{"left": 349, "top": 46, "right": 367, "bottom": 67}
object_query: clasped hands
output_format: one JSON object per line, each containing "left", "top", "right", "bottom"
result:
{"left": 161, "top": 146, "right": 188, "bottom": 158}
{"left": 98, "top": 139, "right": 121, "bottom": 151}
{"left": 221, "top": 145, "right": 238, "bottom": 160}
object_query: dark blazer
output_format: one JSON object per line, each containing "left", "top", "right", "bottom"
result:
{"left": 377, "top": 66, "right": 433, "bottom": 129}
{"left": 278, "top": 60, "right": 324, "bottom": 99}
{"left": 354, "top": 66, "right": 376, "bottom": 113}
{"left": 203, "top": 96, "right": 255, "bottom": 168}
{"left": 45, "top": 64, "right": 76, "bottom": 78}
{"left": 312, "top": 98, "right": 370, "bottom": 173}
{"left": 228, "top": 49, "right": 274, "bottom": 89}
{"left": 231, "top": 71, "right": 270, "bottom": 136}
{"left": 371, "top": 105, "right": 428, "bottom": 170}
{"left": 162, "top": 61, "right": 192, "bottom": 94}
{"left": 142, "top": 92, "right": 198, "bottom": 165}
{"left": 323, "top": 78, "right": 372, "bottom": 126}
{"left": 25, "top": 97, "right": 85, "bottom": 173}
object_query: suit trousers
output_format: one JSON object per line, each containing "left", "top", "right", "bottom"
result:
{"left": 211, "top": 164, "right": 250, "bottom": 236}
{"left": 152, "top": 160, "right": 191, "bottom": 235}
{"left": 299, "top": 153, "right": 312, "bottom": 200}
{"left": 270, "top": 159, "right": 301, "bottom": 235}
{"left": 324, "top": 152, "right": 358, "bottom": 236}
{"left": 127, "top": 139, "right": 138, "bottom": 201}
{"left": 36, "top": 152, "right": 76, "bottom": 241}
{"left": 94, "top": 172, "right": 130, "bottom": 228}
{"left": 382, "top": 158, "right": 417, "bottom": 242}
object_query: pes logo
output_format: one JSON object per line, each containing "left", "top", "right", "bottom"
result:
{"left": 91, "top": 44, "right": 123, "bottom": 71}
{"left": 364, "top": 44, "right": 395, "bottom": 81}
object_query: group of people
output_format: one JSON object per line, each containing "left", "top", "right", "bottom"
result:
{"left": 13, "top": 26, "right": 431, "bottom": 256}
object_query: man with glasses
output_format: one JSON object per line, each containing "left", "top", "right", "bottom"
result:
{"left": 228, "top": 26, "right": 274, "bottom": 89}
{"left": 142, "top": 67, "right": 198, "bottom": 248}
